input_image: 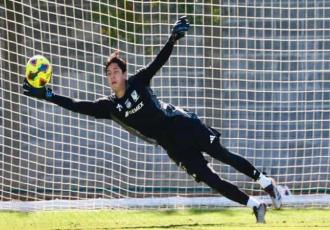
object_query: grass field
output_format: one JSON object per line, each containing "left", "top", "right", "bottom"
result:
{"left": 0, "top": 208, "right": 329, "bottom": 230}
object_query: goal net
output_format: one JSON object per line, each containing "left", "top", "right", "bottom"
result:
{"left": 1, "top": 0, "right": 329, "bottom": 211}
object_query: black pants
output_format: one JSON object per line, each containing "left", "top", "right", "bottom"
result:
{"left": 162, "top": 115, "right": 260, "bottom": 206}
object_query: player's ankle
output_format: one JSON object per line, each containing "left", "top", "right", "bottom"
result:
{"left": 257, "top": 173, "right": 272, "bottom": 189}
{"left": 247, "top": 196, "right": 260, "bottom": 209}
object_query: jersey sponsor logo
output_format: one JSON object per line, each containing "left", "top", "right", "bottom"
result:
{"left": 125, "top": 101, "right": 144, "bottom": 117}
{"left": 116, "top": 104, "right": 123, "bottom": 112}
{"left": 125, "top": 99, "right": 132, "bottom": 109}
{"left": 209, "top": 135, "right": 216, "bottom": 143}
{"left": 131, "top": 90, "right": 140, "bottom": 102}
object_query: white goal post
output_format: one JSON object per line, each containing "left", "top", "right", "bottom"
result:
{"left": 1, "top": 0, "right": 329, "bottom": 211}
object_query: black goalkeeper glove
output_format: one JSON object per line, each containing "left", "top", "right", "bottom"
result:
{"left": 171, "top": 16, "right": 190, "bottom": 40}
{"left": 23, "top": 78, "right": 54, "bottom": 100}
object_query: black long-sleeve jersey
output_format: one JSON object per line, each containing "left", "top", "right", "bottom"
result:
{"left": 49, "top": 36, "right": 197, "bottom": 146}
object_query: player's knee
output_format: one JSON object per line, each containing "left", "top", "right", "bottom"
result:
{"left": 208, "top": 143, "right": 233, "bottom": 163}
{"left": 219, "top": 147, "right": 233, "bottom": 163}
{"left": 191, "top": 172, "right": 202, "bottom": 183}
{"left": 192, "top": 164, "right": 220, "bottom": 184}
{"left": 185, "top": 166, "right": 202, "bottom": 183}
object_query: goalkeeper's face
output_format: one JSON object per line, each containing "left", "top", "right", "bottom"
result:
{"left": 107, "top": 63, "right": 127, "bottom": 96}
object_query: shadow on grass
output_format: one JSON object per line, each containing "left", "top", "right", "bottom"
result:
{"left": 113, "top": 222, "right": 225, "bottom": 229}
{"left": 0, "top": 210, "right": 31, "bottom": 217}
{"left": 187, "top": 208, "right": 239, "bottom": 217}
{"left": 155, "top": 208, "right": 241, "bottom": 218}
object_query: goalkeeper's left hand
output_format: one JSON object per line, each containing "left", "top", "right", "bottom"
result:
{"left": 23, "top": 79, "right": 54, "bottom": 100}
{"left": 171, "top": 16, "right": 190, "bottom": 40}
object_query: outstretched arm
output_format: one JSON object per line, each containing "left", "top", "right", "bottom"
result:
{"left": 22, "top": 79, "right": 111, "bottom": 119}
{"left": 50, "top": 94, "right": 111, "bottom": 119}
{"left": 133, "top": 16, "right": 190, "bottom": 85}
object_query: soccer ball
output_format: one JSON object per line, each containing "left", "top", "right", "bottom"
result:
{"left": 25, "top": 55, "right": 52, "bottom": 88}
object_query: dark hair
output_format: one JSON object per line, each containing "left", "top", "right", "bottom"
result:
{"left": 104, "top": 51, "right": 127, "bottom": 73}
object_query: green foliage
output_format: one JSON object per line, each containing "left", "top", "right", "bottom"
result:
{"left": 212, "top": 5, "right": 221, "bottom": 26}
{"left": 92, "top": 0, "right": 143, "bottom": 46}
{"left": 91, "top": 1, "right": 227, "bottom": 46}
{"left": 91, "top": 1, "right": 199, "bottom": 47}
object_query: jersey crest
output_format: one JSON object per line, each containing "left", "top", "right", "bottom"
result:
{"left": 131, "top": 90, "right": 140, "bottom": 102}
{"left": 125, "top": 99, "right": 132, "bottom": 109}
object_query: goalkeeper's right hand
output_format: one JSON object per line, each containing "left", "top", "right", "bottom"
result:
{"left": 23, "top": 79, "right": 53, "bottom": 100}
{"left": 171, "top": 16, "right": 190, "bottom": 41}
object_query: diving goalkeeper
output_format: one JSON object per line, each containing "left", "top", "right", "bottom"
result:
{"left": 23, "top": 16, "right": 282, "bottom": 223}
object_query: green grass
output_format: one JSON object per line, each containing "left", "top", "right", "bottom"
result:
{"left": 0, "top": 208, "right": 329, "bottom": 230}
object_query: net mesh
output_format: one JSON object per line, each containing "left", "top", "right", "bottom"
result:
{"left": 0, "top": 0, "right": 329, "bottom": 210}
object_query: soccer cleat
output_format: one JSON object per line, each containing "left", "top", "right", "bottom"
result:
{"left": 264, "top": 178, "right": 282, "bottom": 209}
{"left": 253, "top": 203, "right": 267, "bottom": 224}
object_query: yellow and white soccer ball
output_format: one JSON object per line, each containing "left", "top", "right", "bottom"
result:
{"left": 25, "top": 55, "right": 52, "bottom": 88}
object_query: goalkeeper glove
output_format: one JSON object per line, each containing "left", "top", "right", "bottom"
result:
{"left": 23, "top": 79, "right": 53, "bottom": 100}
{"left": 171, "top": 16, "right": 190, "bottom": 40}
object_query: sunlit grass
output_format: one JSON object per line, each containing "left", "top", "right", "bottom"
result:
{"left": 0, "top": 208, "right": 329, "bottom": 230}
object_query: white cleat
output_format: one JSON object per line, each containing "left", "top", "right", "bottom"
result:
{"left": 253, "top": 203, "right": 267, "bottom": 224}
{"left": 264, "top": 178, "right": 282, "bottom": 209}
